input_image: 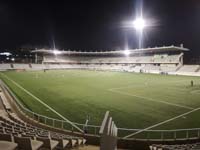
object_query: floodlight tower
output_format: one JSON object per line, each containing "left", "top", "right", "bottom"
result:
{"left": 133, "top": 17, "right": 146, "bottom": 49}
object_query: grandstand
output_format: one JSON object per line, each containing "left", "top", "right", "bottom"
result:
{"left": 1, "top": 45, "right": 200, "bottom": 76}
{"left": 30, "top": 45, "right": 199, "bottom": 76}
{"left": 33, "top": 45, "right": 185, "bottom": 66}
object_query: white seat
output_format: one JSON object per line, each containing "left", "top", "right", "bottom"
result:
{"left": 0, "top": 141, "right": 18, "bottom": 150}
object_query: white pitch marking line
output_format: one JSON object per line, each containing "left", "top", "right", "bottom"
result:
{"left": 190, "top": 90, "right": 200, "bottom": 95}
{"left": 1, "top": 73, "right": 83, "bottom": 133}
{"left": 123, "top": 106, "right": 200, "bottom": 139}
{"left": 109, "top": 84, "right": 145, "bottom": 91}
{"left": 109, "top": 89, "right": 194, "bottom": 110}
{"left": 108, "top": 79, "right": 191, "bottom": 91}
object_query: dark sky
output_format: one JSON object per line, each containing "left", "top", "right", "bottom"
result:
{"left": 0, "top": 0, "right": 200, "bottom": 59}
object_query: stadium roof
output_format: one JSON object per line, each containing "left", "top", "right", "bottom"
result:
{"left": 31, "top": 45, "right": 189, "bottom": 55}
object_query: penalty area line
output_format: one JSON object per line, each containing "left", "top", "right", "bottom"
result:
{"left": 1, "top": 73, "right": 83, "bottom": 133}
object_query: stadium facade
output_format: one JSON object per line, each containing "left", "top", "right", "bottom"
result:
{"left": 1, "top": 44, "right": 199, "bottom": 76}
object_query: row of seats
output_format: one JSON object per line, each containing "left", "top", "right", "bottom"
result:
{"left": 177, "top": 65, "right": 200, "bottom": 73}
{"left": 0, "top": 63, "right": 129, "bottom": 72}
{"left": 0, "top": 110, "right": 86, "bottom": 150}
{"left": 1, "top": 63, "right": 200, "bottom": 75}
{"left": 0, "top": 87, "right": 86, "bottom": 150}
{"left": 43, "top": 54, "right": 181, "bottom": 64}
{"left": 0, "top": 109, "right": 86, "bottom": 149}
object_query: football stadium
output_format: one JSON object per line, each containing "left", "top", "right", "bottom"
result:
{"left": 1, "top": 0, "right": 200, "bottom": 150}
{"left": 1, "top": 45, "right": 200, "bottom": 149}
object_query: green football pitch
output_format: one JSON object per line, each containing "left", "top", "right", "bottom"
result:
{"left": 1, "top": 70, "right": 200, "bottom": 132}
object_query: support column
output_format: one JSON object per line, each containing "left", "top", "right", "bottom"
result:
{"left": 35, "top": 53, "right": 38, "bottom": 64}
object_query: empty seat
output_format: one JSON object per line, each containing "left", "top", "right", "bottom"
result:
{"left": 68, "top": 138, "right": 77, "bottom": 147}
{"left": 36, "top": 137, "right": 59, "bottom": 150}
{"left": 82, "top": 138, "right": 87, "bottom": 145}
{"left": 0, "top": 141, "right": 18, "bottom": 150}
{"left": 14, "top": 136, "right": 43, "bottom": 150}
{"left": 0, "top": 93, "right": 12, "bottom": 111}
{"left": 21, "top": 133, "right": 36, "bottom": 140}
{"left": 0, "top": 133, "right": 12, "bottom": 142}
{"left": 51, "top": 137, "right": 69, "bottom": 149}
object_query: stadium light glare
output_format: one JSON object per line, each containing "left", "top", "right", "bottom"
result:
{"left": 133, "top": 17, "right": 146, "bottom": 31}
{"left": 0, "top": 52, "right": 12, "bottom": 56}
{"left": 133, "top": 17, "right": 147, "bottom": 49}
{"left": 124, "top": 50, "right": 130, "bottom": 56}
{"left": 53, "top": 50, "right": 61, "bottom": 55}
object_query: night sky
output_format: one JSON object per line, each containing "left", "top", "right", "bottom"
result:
{"left": 0, "top": 0, "right": 200, "bottom": 61}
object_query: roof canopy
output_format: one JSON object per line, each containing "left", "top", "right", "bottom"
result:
{"left": 31, "top": 45, "right": 189, "bottom": 55}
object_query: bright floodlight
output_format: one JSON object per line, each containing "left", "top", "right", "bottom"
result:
{"left": 124, "top": 50, "right": 130, "bottom": 56}
{"left": 133, "top": 17, "right": 146, "bottom": 31}
{"left": 53, "top": 50, "right": 61, "bottom": 55}
{"left": 0, "top": 52, "right": 12, "bottom": 56}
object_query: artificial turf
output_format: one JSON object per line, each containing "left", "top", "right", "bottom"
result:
{"left": 1, "top": 70, "right": 200, "bottom": 135}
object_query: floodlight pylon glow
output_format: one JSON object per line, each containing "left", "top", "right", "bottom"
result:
{"left": 53, "top": 50, "right": 61, "bottom": 55}
{"left": 124, "top": 50, "right": 130, "bottom": 56}
{"left": 0, "top": 52, "right": 12, "bottom": 56}
{"left": 133, "top": 17, "right": 146, "bottom": 31}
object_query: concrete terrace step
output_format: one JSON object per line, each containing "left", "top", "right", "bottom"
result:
{"left": 78, "top": 145, "right": 127, "bottom": 150}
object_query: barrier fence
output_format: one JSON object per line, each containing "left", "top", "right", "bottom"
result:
{"left": 1, "top": 79, "right": 200, "bottom": 141}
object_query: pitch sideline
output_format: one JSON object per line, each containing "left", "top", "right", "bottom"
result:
{"left": 0, "top": 73, "right": 84, "bottom": 133}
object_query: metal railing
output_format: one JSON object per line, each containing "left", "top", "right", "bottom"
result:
{"left": 118, "top": 127, "right": 200, "bottom": 140}
{"left": 1, "top": 79, "right": 200, "bottom": 141}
